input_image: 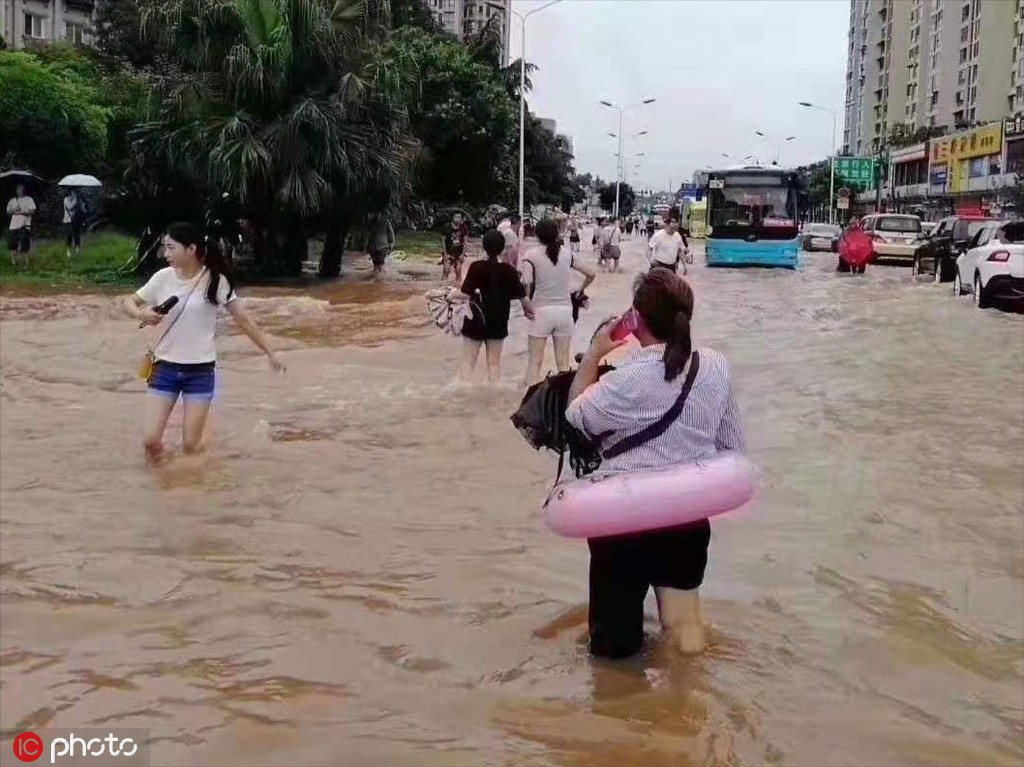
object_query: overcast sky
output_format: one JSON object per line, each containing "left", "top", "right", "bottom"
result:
{"left": 509, "top": 0, "right": 848, "bottom": 192}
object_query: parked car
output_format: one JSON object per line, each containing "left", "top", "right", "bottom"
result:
{"left": 801, "top": 223, "right": 842, "bottom": 252}
{"left": 858, "top": 213, "right": 923, "bottom": 262}
{"left": 953, "top": 220, "right": 1024, "bottom": 308}
{"left": 912, "top": 215, "right": 1001, "bottom": 282}
{"left": 920, "top": 221, "right": 937, "bottom": 237}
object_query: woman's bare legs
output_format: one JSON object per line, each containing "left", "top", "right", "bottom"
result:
{"left": 525, "top": 336, "right": 548, "bottom": 386}
{"left": 655, "top": 587, "right": 706, "bottom": 654}
{"left": 459, "top": 338, "right": 483, "bottom": 382}
{"left": 553, "top": 335, "right": 572, "bottom": 373}
{"left": 182, "top": 399, "right": 213, "bottom": 454}
{"left": 143, "top": 393, "right": 177, "bottom": 464}
{"left": 484, "top": 339, "right": 504, "bottom": 384}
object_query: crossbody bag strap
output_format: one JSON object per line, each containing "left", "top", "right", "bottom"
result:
{"left": 600, "top": 350, "right": 700, "bottom": 460}
{"left": 147, "top": 268, "right": 206, "bottom": 356}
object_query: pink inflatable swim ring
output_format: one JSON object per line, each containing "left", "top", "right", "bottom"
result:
{"left": 543, "top": 452, "right": 757, "bottom": 539}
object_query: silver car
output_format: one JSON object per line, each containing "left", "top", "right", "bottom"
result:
{"left": 802, "top": 223, "right": 841, "bottom": 252}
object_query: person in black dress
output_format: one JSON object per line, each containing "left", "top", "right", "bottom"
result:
{"left": 456, "top": 230, "right": 535, "bottom": 383}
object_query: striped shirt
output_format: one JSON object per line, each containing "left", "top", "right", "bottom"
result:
{"left": 565, "top": 344, "right": 746, "bottom": 475}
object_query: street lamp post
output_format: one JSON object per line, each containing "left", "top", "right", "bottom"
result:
{"left": 754, "top": 131, "right": 796, "bottom": 165}
{"left": 799, "top": 101, "right": 838, "bottom": 224}
{"left": 600, "top": 99, "right": 655, "bottom": 218}
{"left": 512, "top": 0, "right": 564, "bottom": 227}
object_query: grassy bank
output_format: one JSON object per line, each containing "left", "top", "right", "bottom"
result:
{"left": 394, "top": 229, "right": 443, "bottom": 264}
{"left": 0, "top": 232, "right": 137, "bottom": 288}
{"left": 1, "top": 228, "right": 450, "bottom": 290}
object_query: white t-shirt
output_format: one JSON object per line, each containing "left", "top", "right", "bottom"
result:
{"left": 650, "top": 229, "right": 685, "bottom": 266}
{"left": 521, "top": 246, "right": 575, "bottom": 308}
{"left": 136, "top": 267, "right": 236, "bottom": 364}
{"left": 604, "top": 225, "right": 620, "bottom": 247}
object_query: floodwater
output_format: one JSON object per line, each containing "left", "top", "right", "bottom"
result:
{"left": 1, "top": 234, "right": 1022, "bottom": 767}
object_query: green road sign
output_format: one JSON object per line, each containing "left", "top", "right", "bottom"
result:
{"left": 834, "top": 157, "right": 878, "bottom": 190}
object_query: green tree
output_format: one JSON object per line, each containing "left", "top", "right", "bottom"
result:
{"left": 387, "top": 25, "right": 517, "bottom": 207}
{"left": 522, "top": 115, "right": 583, "bottom": 210}
{"left": 94, "top": 0, "right": 160, "bottom": 70}
{"left": 0, "top": 51, "right": 110, "bottom": 179}
{"left": 133, "top": 0, "right": 413, "bottom": 276}
{"left": 598, "top": 181, "right": 635, "bottom": 216}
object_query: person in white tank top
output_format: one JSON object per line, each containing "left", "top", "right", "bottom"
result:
{"left": 520, "top": 219, "right": 596, "bottom": 386}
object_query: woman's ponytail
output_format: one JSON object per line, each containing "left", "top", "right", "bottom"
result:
{"left": 633, "top": 268, "right": 695, "bottom": 382}
{"left": 535, "top": 219, "right": 560, "bottom": 265}
{"left": 663, "top": 311, "right": 692, "bottom": 381}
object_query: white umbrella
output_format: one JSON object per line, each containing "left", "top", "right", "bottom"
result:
{"left": 58, "top": 174, "right": 102, "bottom": 188}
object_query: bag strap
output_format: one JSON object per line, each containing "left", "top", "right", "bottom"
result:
{"left": 147, "top": 269, "right": 206, "bottom": 355}
{"left": 600, "top": 350, "right": 700, "bottom": 460}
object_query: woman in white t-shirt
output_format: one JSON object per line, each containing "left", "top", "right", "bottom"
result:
{"left": 521, "top": 219, "right": 596, "bottom": 386}
{"left": 122, "top": 222, "right": 284, "bottom": 463}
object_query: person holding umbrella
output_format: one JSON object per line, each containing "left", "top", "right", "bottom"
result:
{"left": 6, "top": 184, "right": 36, "bottom": 266}
{"left": 63, "top": 189, "right": 85, "bottom": 258}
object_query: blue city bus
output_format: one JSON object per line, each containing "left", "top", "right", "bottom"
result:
{"left": 704, "top": 165, "right": 801, "bottom": 268}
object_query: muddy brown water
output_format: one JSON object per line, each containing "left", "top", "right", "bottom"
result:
{"left": 1, "top": 235, "right": 1022, "bottom": 767}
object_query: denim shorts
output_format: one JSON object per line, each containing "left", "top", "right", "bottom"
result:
{"left": 149, "top": 361, "right": 216, "bottom": 403}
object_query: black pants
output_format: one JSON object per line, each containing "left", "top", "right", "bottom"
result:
{"left": 588, "top": 520, "right": 711, "bottom": 659}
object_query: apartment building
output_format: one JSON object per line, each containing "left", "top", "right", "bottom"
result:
{"left": 843, "top": 0, "right": 1017, "bottom": 156}
{"left": 423, "top": 0, "right": 511, "bottom": 64}
{"left": 1, "top": 0, "right": 96, "bottom": 49}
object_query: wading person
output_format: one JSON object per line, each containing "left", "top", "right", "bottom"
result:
{"left": 6, "top": 184, "right": 36, "bottom": 266}
{"left": 367, "top": 213, "right": 395, "bottom": 277}
{"left": 648, "top": 218, "right": 688, "bottom": 274}
{"left": 498, "top": 213, "right": 521, "bottom": 269}
{"left": 602, "top": 217, "right": 622, "bottom": 273}
{"left": 522, "top": 219, "right": 596, "bottom": 386}
{"left": 565, "top": 269, "right": 746, "bottom": 658}
{"left": 568, "top": 214, "right": 581, "bottom": 256}
{"left": 442, "top": 217, "right": 467, "bottom": 283}
{"left": 122, "top": 222, "right": 285, "bottom": 464}
{"left": 455, "top": 230, "right": 536, "bottom": 383}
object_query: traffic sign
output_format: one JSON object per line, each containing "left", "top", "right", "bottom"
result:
{"left": 834, "top": 157, "right": 877, "bottom": 190}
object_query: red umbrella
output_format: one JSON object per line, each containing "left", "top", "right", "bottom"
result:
{"left": 839, "top": 226, "right": 874, "bottom": 268}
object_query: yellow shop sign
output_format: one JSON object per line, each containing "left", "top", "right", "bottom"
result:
{"left": 930, "top": 123, "right": 1003, "bottom": 164}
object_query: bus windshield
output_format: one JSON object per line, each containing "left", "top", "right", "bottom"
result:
{"left": 708, "top": 182, "right": 798, "bottom": 240}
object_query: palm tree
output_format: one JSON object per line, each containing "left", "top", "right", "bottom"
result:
{"left": 132, "top": 0, "right": 413, "bottom": 276}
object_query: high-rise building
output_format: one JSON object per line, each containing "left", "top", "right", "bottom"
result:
{"left": 1, "top": 0, "right": 97, "bottom": 49}
{"left": 423, "top": 0, "right": 511, "bottom": 65}
{"left": 843, "top": 0, "right": 1018, "bottom": 156}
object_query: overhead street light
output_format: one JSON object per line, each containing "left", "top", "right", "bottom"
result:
{"left": 800, "top": 100, "right": 839, "bottom": 224}
{"left": 600, "top": 97, "right": 657, "bottom": 217}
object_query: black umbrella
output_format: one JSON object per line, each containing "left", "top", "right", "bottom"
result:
{"left": 0, "top": 169, "right": 45, "bottom": 198}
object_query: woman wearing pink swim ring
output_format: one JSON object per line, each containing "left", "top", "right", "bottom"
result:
{"left": 565, "top": 268, "right": 747, "bottom": 658}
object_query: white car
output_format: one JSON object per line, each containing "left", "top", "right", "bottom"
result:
{"left": 859, "top": 213, "right": 923, "bottom": 261}
{"left": 953, "top": 220, "right": 1024, "bottom": 308}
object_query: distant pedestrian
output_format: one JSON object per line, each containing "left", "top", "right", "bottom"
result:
{"left": 443, "top": 215, "right": 467, "bottom": 283}
{"left": 646, "top": 217, "right": 657, "bottom": 240}
{"left": 602, "top": 217, "right": 622, "bottom": 273}
{"left": 625, "top": 218, "right": 635, "bottom": 236}
{"left": 6, "top": 184, "right": 36, "bottom": 266}
{"left": 593, "top": 217, "right": 605, "bottom": 265}
{"left": 63, "top": 190, "right": 86, "bottom": 258}
{"left": 498, "top": 213, "right": 522, "bottom": 270}
{"left": 568, "top": 213, "right": 581, "bottom": 255}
